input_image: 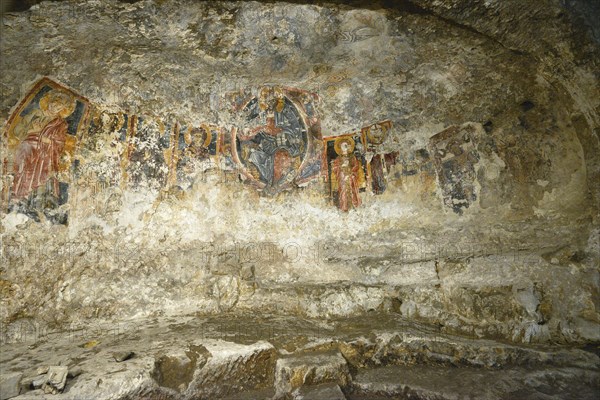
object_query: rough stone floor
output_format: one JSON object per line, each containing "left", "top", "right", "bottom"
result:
{"left": 0, "top": 313, "right": 598, "bottom": 400}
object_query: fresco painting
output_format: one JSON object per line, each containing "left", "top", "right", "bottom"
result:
{"left": 0, "top": 78, "right": 410, "bottom": 219}
{"left": 429, "top": 125, "right": 481, "bottom": 214}
{"left": 124, "top": 116, "right": 170, "bottom": 189}
{"left": 231, "top": 86, "right": 321, "bottom": 194}
{"left": 397, "top": 148, "right": 437, "bottom": 200}
{"left": 362, "top": 120, "right": 394, "bottom": 195}
{"left": 324, "top": 132, "right": 367, "bottom": 212}
{"left": 217, "top": 126, "right": 237, "bottom": 179}
{"left": 76, "top": 109, "right": 129, "bottom": 196}
{"left": 174, "top": 124, "right": 220, "bottom": 189}
{"left": 1, "top": 78, "right": 90, "bottom": 224}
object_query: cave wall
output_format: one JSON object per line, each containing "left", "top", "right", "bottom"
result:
{"left": 0, "top": 0, "right": 598, "bottom": 344}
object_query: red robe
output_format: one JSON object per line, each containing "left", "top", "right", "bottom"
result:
{"left": 333, "top": 154, "right": 361, "bottom": 212}
{"left": 12, "top": 117, "right": 68, "bottom": 200}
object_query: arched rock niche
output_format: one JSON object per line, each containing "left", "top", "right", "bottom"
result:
{"left": 0, "top": 0, "right": 598, "bottom": 346}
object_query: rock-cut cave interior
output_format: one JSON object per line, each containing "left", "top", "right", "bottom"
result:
{"left": 0, "top": 0, "right": 599, "bottom": 399}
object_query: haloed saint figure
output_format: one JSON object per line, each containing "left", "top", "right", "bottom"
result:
{"left": 332, "top": 137, "right": 363, "bottom": 212}
{"left": 235, "top": 87, "right": 308, "bottom": 193}
{"left": 9, "top": 90, "right": 76, "bottom": 221}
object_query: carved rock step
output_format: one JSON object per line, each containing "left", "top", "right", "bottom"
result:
{"left": 347, "top": 364, "right": 600, "bottom": 400}
{"left": 183, "top": 340, "right": 277, "bottom": 399}
{"left": 236, "top": 278, "right": 600, "bottom": 345}
{"left": 274, "top": 351, "right": 351, "bottom": 399}
{"left": 221, "top": 387, "right": 275, "bottom": 400}
{"left": 335, "top": 330, "right": 600, "bottom": 370}
{"left": 216, "top": 383, "right": 349, "bottom": 400}
{"left": 296, "top": 383, "right": 347, "bottom": 400}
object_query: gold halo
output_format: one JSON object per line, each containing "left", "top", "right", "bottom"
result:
{"left": 366, "top": 123, "right": 388, "bottom": 145}
{"left": 200, "top": 124, "right": 212, "bottom": 148}
{"left": 39, "top": 90, "right": 76, "bottom": 118}
{"left": 115, "top": 112, "right": 125, "bottom": 132}
{"left": 188, "top": 125, "right": 213, "bottom": 148}
{"left": 334, "top": 136, "right": 355, "bottom": 156}
{"left": 259, "top": 87, "right": 271, "bottom": 98}
{"left": 184, "top": 127, "right": 193, "bottom": 145}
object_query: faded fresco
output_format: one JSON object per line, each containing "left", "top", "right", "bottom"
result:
{"left": 397, "top": 148, "right": 437, "bottom": 201}
{"left": 174, "top": 124, "right": 220, "bottom": 190}
{"left": 67, "top": 109, "right": 131, "bottom": 221}
{"left": 84, "top": 110, "right": 130, "bottom": 190}
{"left": 216, "top": 125, "right": 237, "bottom": 179}
{"left": 125, "top": 116, "right": 170, "bottom": 190}
{"left": 362, "top": 120, "right": 397, "bottom": 195}
{"left": 231, "top": 87, "right": 322, "bottom": 195}
{"left": 324, "top": 132, "right": 367, "bottom": 212}
{"left": 0, "top": 77, "right": 474, "bottom": 219}
{"left": 1, "top": 78, "right": 90, "bottom": 224}
{"left": 429, "top": 125, "right": 481, "bottom": 214}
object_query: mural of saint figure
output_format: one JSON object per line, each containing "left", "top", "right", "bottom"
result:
{"left": 331, "top": 137, "right": 363, "bottom": 212}
{"left": 11, "top": 90, "right": 76, "bottom": 204}
{"left": 235, "top": 87, "right": 307, "bottom": 192}
{"left": 363, "top": 120, "right": 393, "bottom": 195}
{"left": 370, "top": 154, "right": 387, "bottom": 194}
{"left": 238, "top": 111, "right": 302, "bottom": 185}
{"left": 429, "top": 125, "right": 481, "bottom": 214}
{"left": 174, "top": 124, "right": 219, "bottom": 189}
{"left": 2, "top": 78, "right": 89, "bottom": 224}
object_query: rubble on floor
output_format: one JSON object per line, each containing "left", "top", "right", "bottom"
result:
{"left": 1, "top": 313, "right": 598, "bottom": 400}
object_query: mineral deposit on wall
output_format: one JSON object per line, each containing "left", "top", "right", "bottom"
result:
{"left": 0, "top": 0, "right": 598, "bottom": 364}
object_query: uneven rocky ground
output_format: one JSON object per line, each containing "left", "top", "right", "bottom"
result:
{"left": 1, "top": 312, "right": 598, "bottom": 399}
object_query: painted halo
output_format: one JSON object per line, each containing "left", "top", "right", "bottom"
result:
{"left": 184, "top": 125, "right": 213, "bottom": 148}
{"left": 366, "top": 123, "right": 389, "bottom": 145}
{"left": 334, "top": 136, "right": 355, "bottom": 156}
{"left": 39, "top": 90, "right": 76, "bottom": 118}
{"left": 232, "top": 88, "right": 311, "bottom": 192}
